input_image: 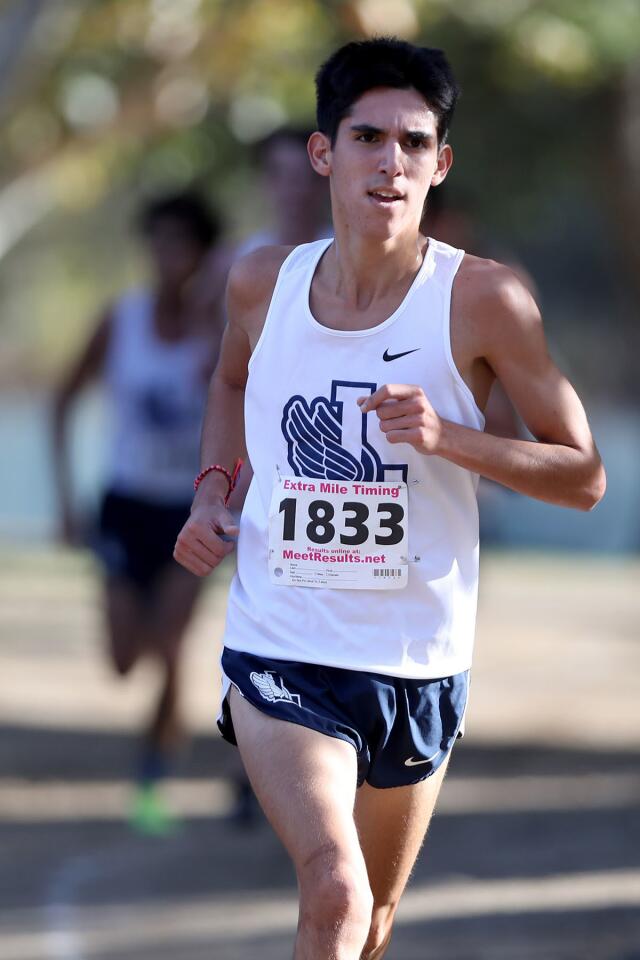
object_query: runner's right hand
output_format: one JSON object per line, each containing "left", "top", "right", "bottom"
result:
{"left": 173, "top": 501, "right": 239, "bottom": 577}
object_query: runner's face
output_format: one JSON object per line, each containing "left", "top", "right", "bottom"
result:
{"left": 147, "top": 219, "right": 204, "bottom": 289}
{"left": 325, "top": 87, "right": 448, "bottom": 240}
{"left": 264, "top": 140, "right": 320, "bottom": 220}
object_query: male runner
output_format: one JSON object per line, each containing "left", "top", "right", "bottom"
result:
{"left": 238, "top": 126, "right": 331, "bottom": 254}
{"left": 54, "top": 191, "right": 227, "bottom": 833}
{"left": 174, "top": 38, "right": 605, "bottom": 960}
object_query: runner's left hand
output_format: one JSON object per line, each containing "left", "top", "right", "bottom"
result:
{"left": 357, "top": 384, "right": 443, "bottom": 455}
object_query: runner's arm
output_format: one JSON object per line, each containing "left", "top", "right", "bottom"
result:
{"left": 195, "top": 309, "right": 251, "bottom": 508}
{"left": 52, "top": 308, "right": 111, "bottom": 541}
{"left": 361, "top": 271, "right": 606, "bottom": 510}
{"left": 174, "top": 247, "right": 291, "bottom": 575}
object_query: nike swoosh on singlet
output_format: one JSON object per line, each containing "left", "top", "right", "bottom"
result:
{"left": 383, "top": 348, "right": 421, "bottom": 362}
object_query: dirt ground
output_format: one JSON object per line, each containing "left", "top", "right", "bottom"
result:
{"left": 1, "top": 548, "right": 639, "bottom": 960}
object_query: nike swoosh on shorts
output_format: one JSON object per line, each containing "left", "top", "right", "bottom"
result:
{"left": 404, "top": 751, "right": 441, "bottom": 767}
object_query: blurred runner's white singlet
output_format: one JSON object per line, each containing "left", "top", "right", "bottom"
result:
{"left": 223, "top": 238, "right": 485, "bottom": 679}
{"left": 105, "top": 290, "right": 208, "bottom": 503}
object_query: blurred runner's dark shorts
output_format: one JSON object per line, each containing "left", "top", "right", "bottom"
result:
{"left": 95, "top": 489, "right": 191, "bottom": 591}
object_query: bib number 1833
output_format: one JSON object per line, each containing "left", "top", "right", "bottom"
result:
{"left": 279, "top": 497, "right": 405, "bottom": 547}
{"left": 268, "top": 477, "right": 409, "bottom": 590}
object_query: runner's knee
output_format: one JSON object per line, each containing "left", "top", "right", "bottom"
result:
{"left": 111, "top": 644, "right": 137, "bottom": 676}
{"left": 361, "top": 902, "right": 397, "bottom": 959}
{"left": 298, "top": 845, "right": 373, "bottom": 934}
{"left": 109, "top": 630, "right": 142, "bottom": 675}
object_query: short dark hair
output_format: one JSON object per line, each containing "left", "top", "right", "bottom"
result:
{"left": 138, "top": 191, "right": 220, "bottom": 249}
{"left": 315, "top": 37, "right": 459, "bottom": 147}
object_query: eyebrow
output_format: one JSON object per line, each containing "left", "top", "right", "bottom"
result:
{"left": 349, "top": 123, "right": 435, "bottom": 143}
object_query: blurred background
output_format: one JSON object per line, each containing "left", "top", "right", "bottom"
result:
{"left": 1, "top": 1, "right": 639, "bottom": 958}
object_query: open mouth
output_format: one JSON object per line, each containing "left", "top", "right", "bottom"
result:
{"left": 368, "top": 189, "right": 405, "bottom": 204}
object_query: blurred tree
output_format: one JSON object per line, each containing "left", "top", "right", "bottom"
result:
{"left": 0, "top": 0, "right": 46, "bottom": 115}
{"left": 0, "top": 0, "right": 638, "bottom": 391}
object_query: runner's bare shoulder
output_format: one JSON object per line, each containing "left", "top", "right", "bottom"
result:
{"left": 453, "top": 253, "right": 539, "bottom": 346}
{"left": 227, "top": 245, "right": 295, "bottom": 319}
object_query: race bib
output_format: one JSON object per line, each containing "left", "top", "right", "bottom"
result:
{"left": 268, "top": 476, "right": 408, "bottom": 590}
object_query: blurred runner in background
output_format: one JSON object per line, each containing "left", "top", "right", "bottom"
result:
{"left": 53, "top": 191, "right": 228, "bottom": 833}
{"left": 422, "top": 184, "right": 535, "bottom": 541}
{"left": 238, "top": 126, "right": 332, "bottom": 256}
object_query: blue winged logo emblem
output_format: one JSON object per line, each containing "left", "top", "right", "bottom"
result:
{"left": 281, "top": 380, "right": 407, "bottom": 482}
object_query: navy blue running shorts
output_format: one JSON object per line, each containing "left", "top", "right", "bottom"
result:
{"left": 95, "top": 489, "right": 192, "bottom": 593}
{"left": 219, "top": 647, "right": 469, "bottom": 789}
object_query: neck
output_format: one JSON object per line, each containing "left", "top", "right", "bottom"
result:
{"left": 153, "top": 282, "right": 191, "bottom": 336}
{"left": 156, "top": 280, "right": 188, "bottom": 306}
{"left": 327, "top": 220, "right": 427, "bottom": 308}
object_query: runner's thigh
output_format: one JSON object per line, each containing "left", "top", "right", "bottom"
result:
{"left": 229, "top": 686, "right": 363, "bottom": 870}
{"left": 354, "top": 756, "right": 450, "bottom": 907}
{"left": 104, "top": 577, "right": 146, "bottom": 671}
{"left": 147, "top": 563, "right": 202, "bottom": 650}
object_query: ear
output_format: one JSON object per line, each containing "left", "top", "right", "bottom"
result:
{"left": 431, "top": 144, "right": 453, "bottom": 187}
{"left": 308, "top": 131, "right": 332, "bottom": 178}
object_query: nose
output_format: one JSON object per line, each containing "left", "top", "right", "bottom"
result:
{"left": 377, "top": 139, "right": 403, "bottom": 178}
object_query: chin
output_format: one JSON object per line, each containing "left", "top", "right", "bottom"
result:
{"left": 363, "top": 215, "right": 412, "bottom": 242}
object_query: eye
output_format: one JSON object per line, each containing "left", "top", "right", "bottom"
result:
{"left": 407, "top": 136, "right": 427, "bottom": 150}
{"left": 356, "top": 132, "right": 378, "bottom": 143}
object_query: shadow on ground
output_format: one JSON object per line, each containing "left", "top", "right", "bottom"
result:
{"left": 1, "top": 723, "right": 639, "bottom": 958}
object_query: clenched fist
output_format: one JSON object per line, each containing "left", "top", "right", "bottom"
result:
{"left": 173, "top": 500, "right": 239, "bottom": 577}
{"left": 358, "top": 383, "right": 443, "bottom": 455}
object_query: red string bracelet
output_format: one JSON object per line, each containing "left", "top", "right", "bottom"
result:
{"left": 194, "top": 458, "right": 244, "bottom": 505}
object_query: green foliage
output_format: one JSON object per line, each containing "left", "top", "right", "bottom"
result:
{"left": 0, "top": 0, "right": 638, "bottom": 382}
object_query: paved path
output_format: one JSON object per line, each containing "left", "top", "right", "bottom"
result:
{"left": 1, "top": 548, "right": 639, "bottom": 959}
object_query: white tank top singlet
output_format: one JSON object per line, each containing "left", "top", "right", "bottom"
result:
{"left": 104, "top": 289, "right": 208, "bottom": 504}
{"left": 223, "top": 238, "right": 485, "bottom": 679}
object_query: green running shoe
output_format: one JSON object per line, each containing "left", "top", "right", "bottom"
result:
{"left": 129, "top": 784, "right": 178, "bottom": 836}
